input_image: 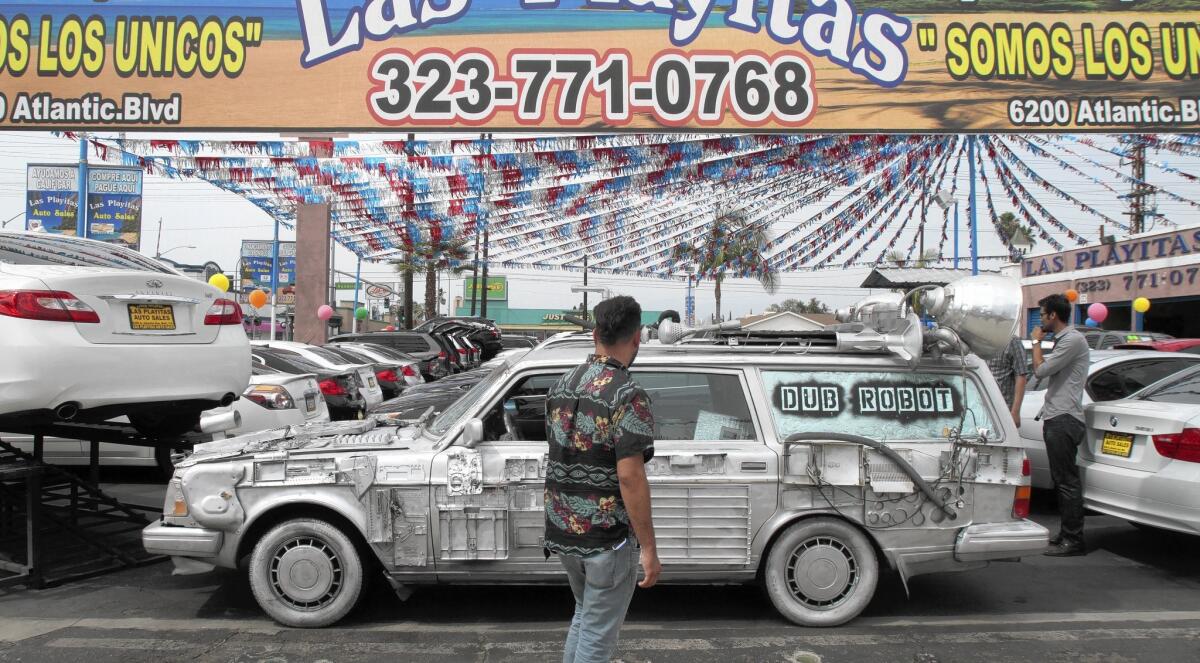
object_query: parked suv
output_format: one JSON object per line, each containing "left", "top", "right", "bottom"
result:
{"left": 145, "top": 276, "right": 1046, "bottom": 629}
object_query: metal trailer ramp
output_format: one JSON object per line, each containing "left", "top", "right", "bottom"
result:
{"left": 0, "top": 435, "right": 167, "bottom": 588}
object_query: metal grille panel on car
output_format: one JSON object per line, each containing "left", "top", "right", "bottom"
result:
{"left": 651, "top": 485, "right": 751, "bottom": 564}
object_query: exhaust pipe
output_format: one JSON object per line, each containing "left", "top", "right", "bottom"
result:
{"left": 219, "top": 392, "right": 237, "bottom": 406}
{"left": 199, "top": 409, "right": 242, "bottom": 434}
{"left": 54, "top": 402, "right": 80, "bottom": 421}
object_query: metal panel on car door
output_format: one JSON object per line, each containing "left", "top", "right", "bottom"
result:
{"left": 635, "top": 369, "right": 777, "bottom": 568}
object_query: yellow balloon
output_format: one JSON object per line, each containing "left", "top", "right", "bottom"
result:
{"left": 1134, "top": 297, "right": 1151, "bottom": 313}
{"left": 208, "top": 273, "right": 230, "bottom": 293}
{"left": 248, "top": 289, "right": 268, "bottom": 308}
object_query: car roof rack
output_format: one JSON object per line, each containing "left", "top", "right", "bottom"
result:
{"left": 656, "top": 275, "right": 1022, "bottom": 365}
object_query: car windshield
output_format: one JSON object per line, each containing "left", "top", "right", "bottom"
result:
{"left": 1136, "top": 365, "right": 1200, "bottom": 404}
{"left": 255, "top": 350, "right": 327, "bottom": 375}
{"left": 304, "top": 345, "right": 357, "bottom": 365}
{"left": 356, "top": 344, "right": 412, "bottom": 362}
{"left": 430, "top": 365, "right": 508, "bottom": 435}
{"left": 323, "top": 346, "right": 374, "bottom": 364}
{"left": 0, "top": 232, "right": 175, "bottom": 273}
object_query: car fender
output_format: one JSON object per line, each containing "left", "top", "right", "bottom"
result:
{"left": 237, "top": 486, "right": 372, "bottom": 544}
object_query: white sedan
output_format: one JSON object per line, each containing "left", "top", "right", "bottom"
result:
{"left": 2, "top": 366, "right": 331, "bottom": 475}
{"left": 1085, "top": 364, "right": 1200, "bottom": 535}
{"left": 250, "top": 341, "right": 384, "bottom": 409}
{"left": 1017, "top": 350, "right": 1200, "bottom": 488}
{"left": 0, "top": 231, "right": 249, "bottom": 437}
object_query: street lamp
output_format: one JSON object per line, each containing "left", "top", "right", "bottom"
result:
{"left": 1010, "top": 228, "right": 1034, "bottom": 261}
{"left": 1, "top": 210, "right": 22, "bottom": 229}
{"left": 934, "top": 189, "right": 960, "bottom": 269}
{"left": 156, "top": 245, "right": 196, "bottom": 258}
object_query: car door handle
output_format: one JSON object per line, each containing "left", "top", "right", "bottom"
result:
{"left": 740, "top": 461, "right": 768, "bottom": 472}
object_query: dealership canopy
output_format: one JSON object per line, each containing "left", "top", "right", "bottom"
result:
{"left": 66, "top": 132, "right": 1200, "bottom": 279}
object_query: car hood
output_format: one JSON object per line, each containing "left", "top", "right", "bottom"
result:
{"left": 180, "top": 419, "right": 431, "bottom": 466}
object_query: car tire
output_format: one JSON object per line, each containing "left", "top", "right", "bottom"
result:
{"left": 130, "top": 411, "right": 200, "bottom": 439}
{"left": 249, "top": 518, "right": 364, "bottom": 628}
{"left": 763, "top": 517, "right": 878, "bottom": 627}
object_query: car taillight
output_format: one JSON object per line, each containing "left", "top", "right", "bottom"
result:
{"left": 204, "top": 299, "right": 242, "bottom": 325}
{"left": 401, "top": 365, "right": 417, "bottom": 377}
{"left": 376, "top": 369, "right": 399, "bottom": 383}
{"left": 1152, "top": 428, "right": 1200, "bottom": 463}
{"left": 457, "top": 348, "right": 468, "bottom": 355}
{"left": 319, "top": 379, "right": 347, "bottom": 396}
{"left": 243, "top": 384, "right": 296, "bottom": 410}
{"left": 1012, "top": 457, "right": 1032, "bottom": 519}
{"left": 0, "top": 290, "right": 99, "bottom": 323}
{"left": 438, "top": 351, "right": 447, "bottom": 359}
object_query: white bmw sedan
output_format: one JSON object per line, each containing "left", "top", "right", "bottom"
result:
{"left": 0, "top": 231, "right": 250, "bottom": 437}
{"left": 1017, "top": 350, "right": 1200, "bottom": 488}
{"left": 1085, "top": 364, "right": 1200, "bottom": 535}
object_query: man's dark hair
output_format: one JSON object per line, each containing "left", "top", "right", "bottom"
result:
{"left": 594, "top": 296, "right": 642, "bottom": 345}
{"left": 657, "top": 309, "right": 681, "bottom": 325}
{"left": 1038, "top": 293, "right": 1071, "bottom": 322}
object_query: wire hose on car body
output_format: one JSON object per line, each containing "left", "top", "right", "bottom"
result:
{"left": 783, "top": 432, "right": 956, "bottom": 518}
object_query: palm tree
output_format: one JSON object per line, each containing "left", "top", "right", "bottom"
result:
{"left": 392, "top": 236, "right": 472, "bottom": 322}
{"left": 886, "top": 249, "right": 941, "bottom": 269}
{"left": 673, "top": 209, "right": 778, "bottom": 321}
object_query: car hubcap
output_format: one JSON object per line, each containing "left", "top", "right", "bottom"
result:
{"left": 269, "top": 537, "right": 343, "bottom": 610}
{"left": 786, "top": 536, "right": 858, "bottom": 609}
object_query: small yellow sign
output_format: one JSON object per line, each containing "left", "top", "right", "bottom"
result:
{"left": 1101, "top": 432, "right": 1134, "bottom": 458}
{"left": 128, "top": 304, "right": 176, "bottom": 331}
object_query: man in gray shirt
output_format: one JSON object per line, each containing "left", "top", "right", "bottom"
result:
{"left": 1031, "top": 293, "right": 1090, "bottom": 557}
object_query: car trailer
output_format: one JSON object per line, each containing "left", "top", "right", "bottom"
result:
{"left": 0, "top": 421, "right": 209, "bottom": 588}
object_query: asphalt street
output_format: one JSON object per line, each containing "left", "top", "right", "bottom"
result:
{"left": 1, "top": 486, "right": 1199, "bottom": 663}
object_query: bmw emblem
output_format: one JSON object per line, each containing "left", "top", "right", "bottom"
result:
{"left": 146, "top": 279, "right": 164, "bottom": 289}
{"left": 1110, "top": 416, "right": 1120, "bottom": 427}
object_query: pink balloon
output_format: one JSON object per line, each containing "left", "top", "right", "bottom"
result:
{"left": 1087, "top": 302, "right": 1108, "bottom": 324}
{"left": 317, "top": 304, "right": 334, "bottom": 321}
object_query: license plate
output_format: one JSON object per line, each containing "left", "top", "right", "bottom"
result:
{"left": 305, "top": 394, "right": 316, "bottom": 412}
{"left": 128, "top": 304, "right": 175, "bottom": 331}
{"left": 1102, "top": 432, "right": 1134, "bottom": 458}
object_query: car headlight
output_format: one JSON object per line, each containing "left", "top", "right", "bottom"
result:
{"left": 243, "top": 384, "right": 296, "bottom": 410}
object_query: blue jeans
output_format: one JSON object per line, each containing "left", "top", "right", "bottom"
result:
{"left": 559, "top": 542, "right": 638, "bottom": 663}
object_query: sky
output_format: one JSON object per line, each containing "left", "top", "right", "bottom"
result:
{"left": 3, "top": 130, "right": 1199, "bottom": 321}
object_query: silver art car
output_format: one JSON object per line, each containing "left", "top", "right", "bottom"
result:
{"left": 144, "top": 275, "right": 1048, "bottom": 628}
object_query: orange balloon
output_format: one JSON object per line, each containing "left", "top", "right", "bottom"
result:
{"left": 1065, "top": 289, "right": 1079, "bottom": 302}
{"left": 248, "top": 289, "right": 268, "bottom": 308}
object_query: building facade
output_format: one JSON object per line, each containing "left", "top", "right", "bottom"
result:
{"left": 1021, "top": 228, "right": 1200, "bottom": 337}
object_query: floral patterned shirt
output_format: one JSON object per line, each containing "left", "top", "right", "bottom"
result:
{"left": 544, "top": 354, "right": 655, "bottom": 557}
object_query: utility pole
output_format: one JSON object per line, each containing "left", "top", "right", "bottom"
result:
{"left": 155, "top": 218, "right": 162, "bottom": 257}
{"left": 582, "top": 255, "right": 589, "bottom": 320}
{"left": 968, "top": 135, "right": 979, "bottom": 276}
{"left": 469, "top": 133, "right": 484, "bottom": 316}
{"left": 403, "top": 133, "right": 415, "bottom": 329}
{"left": 1126, "top": 140, "right": 1149, "bottom": 236}
{"left": 480, "top": 133, "right": 492, "bottom": 320}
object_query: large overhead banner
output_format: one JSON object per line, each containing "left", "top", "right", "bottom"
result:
{"left": 0, "top": 1, "right": 1197, "bottom": 131}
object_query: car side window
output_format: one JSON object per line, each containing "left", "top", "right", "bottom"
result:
{"left": 483, "top": 373, "right": 566, "bottom": 442}
{"left": 632, "top": 371, "right": 755, "bottom": 442}
{"left": 1089, "top": 359, "right": 1200, "bottom": 401}
{"left": 761, "top": 369, "right": 995, "bottom": 441}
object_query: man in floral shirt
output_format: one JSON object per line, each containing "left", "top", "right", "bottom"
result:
{"left": 545, "top": 295, "right": 659, "bottom": 663}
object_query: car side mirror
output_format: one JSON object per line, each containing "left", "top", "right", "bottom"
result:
{"left": 463, "top": 418, "right": 485, "bottom": 448}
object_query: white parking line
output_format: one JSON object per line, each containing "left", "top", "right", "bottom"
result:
{"left": 38, "top": 627, "right": 1200, "bottom": 656}
{"left": 7, "top": 610, "right": 1200, "bottom": 643}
